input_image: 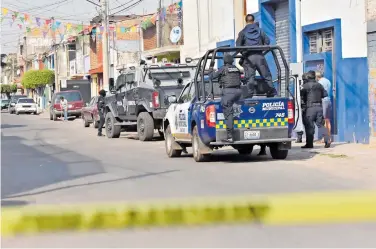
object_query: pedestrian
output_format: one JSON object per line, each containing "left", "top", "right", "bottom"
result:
{"left": 59, "top": 96, "right": 68, "bottom": 122}
{"left": 300, "top": 71, "right": 331, "bottom": 149}
{"left": 236, "top": 14, "right": 275, "bottom": 98}
{"left": 316, "top": 71, "right": 332, "bottom": 143}
{"left": 210, "top": 54, "right": 242, "bottom": 143}
{"left": 97, "top": 89, "right": 106, "bottom": 137}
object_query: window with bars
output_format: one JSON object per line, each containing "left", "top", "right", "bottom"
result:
{"left": 308, "top": 29, "right": 333, "bottom": 54}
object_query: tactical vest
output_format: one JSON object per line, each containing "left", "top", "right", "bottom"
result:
{"left": 220, "top": 65, "right": 241, "bottom": 89}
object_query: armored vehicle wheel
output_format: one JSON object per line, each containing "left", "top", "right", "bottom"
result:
{"left": 192, "top": 126, "right": 210, "bottom": 162}
{"left": 93, "top": 116, "right": 99, "bottom": 128}
{"left": 165, "top": 125, "right": 182, "bottom": 157}
{"left": 137, "top": 112, "right": 154, "bottom": 141}
{"left": 105, "top": 112, "right": 121, "bottom": 138}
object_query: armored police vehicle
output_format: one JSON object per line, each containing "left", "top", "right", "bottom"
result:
{"left": 163, "top": 46, "right": 297, "bottom": 162}
{"left": 103, "top": 61, "right": 197, "bottom": 141}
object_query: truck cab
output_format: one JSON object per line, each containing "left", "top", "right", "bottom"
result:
{"left": 163, "top": 45, "right": 297, "bottom": 162}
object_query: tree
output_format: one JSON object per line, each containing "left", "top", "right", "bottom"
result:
{"left": 0, "top": 83, "right": 18, "bottom": 98}
{"left": 21, "top": 69, "right": 54, "bottom": 89}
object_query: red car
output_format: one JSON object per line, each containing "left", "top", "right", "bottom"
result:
{"left": 82, "top": 96, "right": 100, "bottom": 128}
{"left": 49, "top": 90, "right": 84, "bottom": 121}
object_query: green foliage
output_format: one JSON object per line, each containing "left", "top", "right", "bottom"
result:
{"left": 0, "top": 83, "right": 17, "bottom": 93}
{"left": 21, "top": 69, "right": 54, "bottom": 89}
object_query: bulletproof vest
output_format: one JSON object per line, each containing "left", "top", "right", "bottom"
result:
{"left": 305, "top": 81, "right": 324, "bottom": 107}
{"left": 220, "top": 65, "right": 241, "bottom": 88}
{"left": 97, "top": 96, "right": 105, "bottom": 112}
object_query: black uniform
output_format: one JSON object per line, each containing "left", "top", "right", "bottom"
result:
{"left": 210, "top": 54, "right": 242, "bottom": 142}
{"left": 236, "top": 23, "right": 274, "bottom": 97}
{"left": 97, "top": 90, "right": 106, "bottom": 136}
{"left": 301, "top": 74, "right": 330, "bottom": 148}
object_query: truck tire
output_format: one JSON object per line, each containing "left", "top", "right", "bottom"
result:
{"left": 83, "top": 116, "right": 90, "bottom": 127}
{"left": 53, "top": 112, "right": 57, "bottom": 121}
{"left": 105, "top": 112, "right": 121, "bottom": 138}
{"left": 137, "top": 112, "right": 154, "bottom": 141}
{"left": 234, "top": 146, "right": 254, "bottom": 155}
{"left": 269, "top": 144, "right": 288, "bottom": 160}
{"left": 165, "top": 124, "right": 182, "bottom": 157}
{"left": 50, "top": 112, "right": 53, "bottom": 120}
{"left": 192, "top": 126, "right": 210, "bottom": 162}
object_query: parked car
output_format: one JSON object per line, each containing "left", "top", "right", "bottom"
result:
{"left": 15, "top": 98, "right": 38, "bottom": 115}
{"left": 8, "top": 95, "right": 28, "bottom": 114}
{"left": 49, "top": 90, "right": 84, "bottom": 121}
{"left": 82, "top": 96, "right": 100, "bottom": 128}
{"left": 1, "top": 99, "right": 10, "bottom": 110}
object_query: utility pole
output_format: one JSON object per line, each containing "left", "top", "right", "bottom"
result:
{"left": 158, "top": 0, "right": 162, "bottom": 48}
{"left": 101, "top": 0, "right": 110, "bottom": 92}
{"left": 24, "top": 36, "right": 28, "bottom": 72}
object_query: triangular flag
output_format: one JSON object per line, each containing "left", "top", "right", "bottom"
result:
{"left": 26, "top": 27, "right": 31, "bottom": 33}
{"left": 17, "top": 24, "right": 22, "bottom": 29}
{"left": 150, "top": 15, "right": 156, "bottom": 25}
{"left": 42, "top": 31, "right": 47, "bottom": 38}
{"left": 77, "top": 24, "right": 83, "bottom": 32}
{"left": 20, "top": 16, "right": 25, "bottom": 23}
{"left": 13, "top": 11, "right": 19, "bottom": 18}
{"left": 100, "top": 26, "right": 105, "bottom": 33}
{"left": 98, "top": 34, "right": 102, "bottom": 40}
{"left": 45, "top": 19, "right": 51, "bottom": 26}
{"left": 59, "top": 33, "right": 64, "bottom": 41}
{"left": 24, "top": 14, "right": 29, "bottom": 21}
{"left": 178, "top": 0, "right": 182, "bottom": 8}
{"left": 35, "top": 17, "right": 41, "bottom": 27}
{"left": 131, "top": 26, "right": 137, "bottom": 32}
{"left": 1, "top": 8, "right": 9, "bottom": 16}
{"left": 55, "top": 21, "right": 61, "bottom": 28}
{"left": 11, "top": 15, "right": 16, "bottom": 21}
{"left": 66, "top": 23, "right": 72, "bottom": 31}
{"left": 120, "top": 27, "right": 126, "bottom": 33}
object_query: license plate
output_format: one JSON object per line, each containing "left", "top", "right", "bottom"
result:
{"left": 244, "top": 130, "right": 260, "bottom": 140}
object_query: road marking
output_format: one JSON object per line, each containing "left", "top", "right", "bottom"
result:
{"left": 2, "top": 191, "right": 376, "bottom": 237}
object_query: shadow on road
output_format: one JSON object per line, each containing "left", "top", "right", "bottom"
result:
{"left": 1, "top": 134, "right": 105, "bottom": 200}
{"left": 1, "top": 124, "right": 27, "bottom": 129}
{"left": 1, "top": 200, "right": 29, "bottom": 207}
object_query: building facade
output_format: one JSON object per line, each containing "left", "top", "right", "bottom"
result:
{"left": 367, "top": 0, "right": 376, "bottom": 137}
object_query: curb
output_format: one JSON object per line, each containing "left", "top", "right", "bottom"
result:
{"left": 2, "top": 190, "right": 376, "bottom": 237}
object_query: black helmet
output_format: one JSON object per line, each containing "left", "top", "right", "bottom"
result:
{"left": 306, "top": 70, "right": 316, "bottom": 80}
{"left": 99, "top": 89, "right": 106, "bottom": 97}
{"left": 223, "top": 54, "right": 234, "bottom": 65}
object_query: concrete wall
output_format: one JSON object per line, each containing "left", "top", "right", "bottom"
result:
{"left": 181, "top": 0, "right": 234, "bottom": 60}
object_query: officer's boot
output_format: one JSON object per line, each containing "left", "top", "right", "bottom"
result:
{"left": 296, "top": 131, "right": 303, "bottom": 143}
{"left": 222, "top": 130, "right": 234, "bottom": 143}
{"left": 301, "top": 135, "right": 314, "bottom": 149}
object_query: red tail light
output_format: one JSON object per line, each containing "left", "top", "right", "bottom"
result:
{"left": 152, "top": 91, "right": 160, "bottom": 108}
{"left": 288, "top": 100, "right": 294, "bottom": 124}
{"left": 205, "top": 105, "right": 216, "bottom": 127}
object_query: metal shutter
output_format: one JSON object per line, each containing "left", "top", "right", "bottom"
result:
{"left": 368, "top": 32, "right": 376, "bottom": 136}
{"left": 275, "top": 1, "right": 290, "bottom": 95}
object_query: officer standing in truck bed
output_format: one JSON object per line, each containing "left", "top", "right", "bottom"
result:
{"left": 301, "top": 71, "right": 331, "bottom": 149}
{"left": 210, "top": 54, "right": 242, "bottom": 143}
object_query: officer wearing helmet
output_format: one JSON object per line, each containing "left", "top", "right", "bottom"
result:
{"left": 97, "top": 89, "right": 106, "bottom": 136}
{"left": 210, "top": 54, "right": 242, "bottom": 143}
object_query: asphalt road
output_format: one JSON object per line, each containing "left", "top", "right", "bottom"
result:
{"left": 2, "top": 112, "right": 376, "bottom": 247}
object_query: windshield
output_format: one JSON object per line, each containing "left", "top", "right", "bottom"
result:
{"left": 1, "top": 99, "right": 10, "bottom": 103}
{"left": 55, "top": 92, "right": 82, "bottom": 103}
{"left": 18, "top": 98, "right": 35, "bottom": 104}
{"left": 149, "top": 67, "right": 196, "bottom": 87}
{"left": 11, "top": 96, "right": 27, "bottom": 102}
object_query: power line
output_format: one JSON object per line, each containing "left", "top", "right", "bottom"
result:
{"left": 22, "top": 0, "right": 70, "bottom": 12}
{"left": 110, "top": 0, "right": 144, "bottom": 15}
{"left": 110, "top": 0, "right": 136, "bottom": 11}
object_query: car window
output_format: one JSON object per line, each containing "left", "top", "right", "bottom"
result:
{"left": 18, "top": 99, "right": 35, "bottom": 103}
{"left": 55, "top": 92, "right": 82, "bottom": 102}
{"left": 178, "top": 83, "right": 192, "bottom": 103}
{"left": 89, "top": 97, "right": 96, "bottom": 106}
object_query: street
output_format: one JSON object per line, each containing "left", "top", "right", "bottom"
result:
{"left": 2, "top": 112, "right": 376, "bottom": 247}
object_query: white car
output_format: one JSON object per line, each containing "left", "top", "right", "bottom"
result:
{"left": 15, "top": 98, "right": 38, "bottom": 115}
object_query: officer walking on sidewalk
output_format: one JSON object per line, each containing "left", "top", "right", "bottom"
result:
{"left": 301, "top": 71, "right": 331, "bottom": 149}
{"left": 97, "top": 89, "right": 106, "bottom": 137}
{"left": 210, "top": 54, "right": 242, "bottom": 143}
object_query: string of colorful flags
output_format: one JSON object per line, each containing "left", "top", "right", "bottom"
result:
{"left": 1, "top": 0, "right": 182, "bottom": 41}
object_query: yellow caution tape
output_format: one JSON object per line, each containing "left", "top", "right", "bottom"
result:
{"left": 2, "top": 190, "right": 376, "bottom": 237}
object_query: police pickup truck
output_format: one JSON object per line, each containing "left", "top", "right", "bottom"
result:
{"left": 103, "top": 61, "right": 197, "bottom": 141}
{"left": 163, "top": 46, "right": 296, "bottom": 162}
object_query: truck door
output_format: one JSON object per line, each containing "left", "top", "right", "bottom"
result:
{"left": 173, "top": 82, "right": 195, "bottom": 140}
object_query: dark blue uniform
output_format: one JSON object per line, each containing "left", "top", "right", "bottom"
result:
{"left": 301, "top": 79, "right": 330, "bottom": 148}
{"left": 211, "top": 55, "right": 242, "bottom": 142}
{"left": 236, "top": 23, "right": 274, "bottom": 97}
{"left": 97, "top": 90, "right": 106, "bottom": 136}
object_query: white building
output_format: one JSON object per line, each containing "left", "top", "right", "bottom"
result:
{"left": 182, "top": 0, "right": 372, "bottom": 143}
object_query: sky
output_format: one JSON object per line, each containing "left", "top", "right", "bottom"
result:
{"left": 1, "top": 0, "right": 177, "bottom": 54}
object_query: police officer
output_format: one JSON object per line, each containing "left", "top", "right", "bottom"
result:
{"left": 236, "top": 14, "right": 275, "bottom": 98}
{"left": 301, "top": 71, "right": 331, "bottom": 148}
{"left": 210, "top": 54, "right": 242, "bottom": 143}
{"left": 97, "top": 89, "right": 106, "bottom": 137}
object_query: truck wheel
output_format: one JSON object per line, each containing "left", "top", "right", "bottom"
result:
{"left": 53, "top": 112, "right": 57, "bottom": 121}
{"left": 105, "top": 112, "right": 121, "bottom": 138}
{"left": 192, "top": 126, "right": 210, "bottom": 162}
{"left": 137, "top": 112, "right": 154, "bottom": 141}
{"left": 83, "top": 116, "right": 90, "bottom": 127}
{"left": 49, "top": 112, "right": 53, "bottom": 120}
{"left": 234, "top": 146, "right": 253, "bottom": 155}
{"left": 165, "top": 124, "right": 182, "bottom": 157}
{"left": 269, "top": 144, "right": 289, "bottom": 160}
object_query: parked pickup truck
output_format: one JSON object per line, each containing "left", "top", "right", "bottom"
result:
{"left": 163, "top": 45, "right": 297, "bottom": 162}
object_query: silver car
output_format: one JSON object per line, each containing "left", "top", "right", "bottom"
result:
{"left": 8, "top": 95, "right": 27, "bottom": 114}
{"left": 15, "top": 98, "right": 38, "bottom": 115}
